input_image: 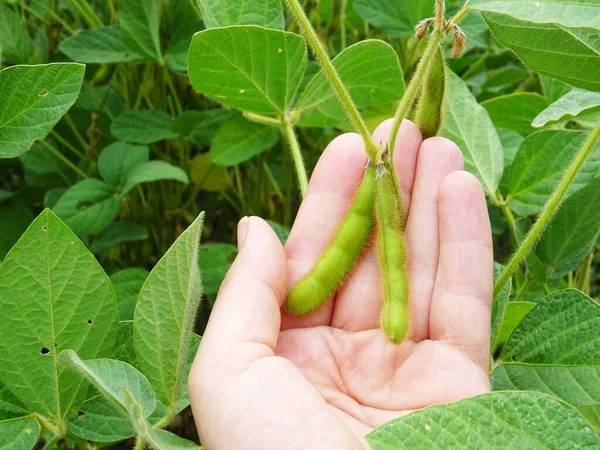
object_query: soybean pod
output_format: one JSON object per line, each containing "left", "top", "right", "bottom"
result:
{"left": 413, "top": 47, "right": 447, "bottom": 139}
{"left": 286, "top": 165, "right": 377, "bottom": 316}
{"left": 375, "top": 159, "right": 410, "bottom": 344}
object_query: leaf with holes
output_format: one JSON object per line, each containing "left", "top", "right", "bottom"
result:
{"left": 210, "top": 115, "right": 279, "bottom": 166}
{"left": 0, "top": 210, "right": 119, "bottom": 425}
{"left": 188, "top": 25, "right": 307, "bottom": 115}
{"left": 533, "top": 89, "right": 600, "bottom": 128}
{"left": 0, "top": 64, "right": 84, "bottom": 158}
{"left": 366, "top": 391, "right": 600, "bottom": 449}
{"left": 492, "top": 290, "right": 600, "bottom": 431}
{"left": 134, "top": 212, "right": 204, "bottom": 411}
{"left": 59, "top": 26, "right": 144, "bottom": 64}
{"left": 441, "top": 71, "right": 504, "bottom": 195}
{"left": 295, "top": 40, "right": 404, "bottom": 127}
{"left": 353, "top": 0, "right": 435, "bottom": 38}
{"left": 508, "top": 130, "right": 600, "bottom": 216}
{"left": 536, "top": 177, "right": 600, "bottom": 278}
{"left": 52, "top": 179, "right": 121, "bottom": 236}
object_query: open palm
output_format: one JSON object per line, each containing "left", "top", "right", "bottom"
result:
{"left": 189, "top": 119, "right": 493, "bottom": 450}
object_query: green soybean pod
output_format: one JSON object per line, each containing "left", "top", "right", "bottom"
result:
{"left": 286, "top": 165, "right": 377, "bottom": 316}
{"left": 375, "top": 160, "right": 410, "bottom": 344}
{"left": 413, "top": 47, "right": 447, "bottom": 139}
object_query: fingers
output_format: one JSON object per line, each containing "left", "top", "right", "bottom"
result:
{"left": 405, "top": 138, "right": 464, "bottom": 341}
{"left": 331, "top": 119, "right": 422, "bottom": 331}
{"left": 429, "top": 171, "right": 494, "bottom": 370}
{"left": 192, "top": 217, "right": 288, "bottom": 378}
{"left": 282, "top": 132, "right": 368, "bottom": 330}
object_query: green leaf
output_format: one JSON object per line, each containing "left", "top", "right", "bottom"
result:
{"left": 190, "top": 153, "right": 230, "bottom": 191}
{"left": 210, "top": 115, "right": 279, "bottom": 166}
{"left": 480, "top": 65, "right": 529, "bottom": 95}
{"left": 165, "top": 20, "right": 203, "bottom": 73}
{"left": 198, "top": 243, "right": 237, "bottom": 295}
{"left": 172, "top": 109, "right": 236, "bottom": 147}
{"left": 441, "top": 71, "right": 504, "bottom": 195}
{"left": 295, "top": 40, "right": 405, "bottom": 127}
{"left": 492, "top": 290, "right": 600, "bottom": 421}
{"left": 141, "top": 427, "right": 199, "bottom": 449}
{"left": 353, "top": 0, "right": 435, "bottom": 38}
{"left": 533, "top": 89, "right": 600, "bottom": 128}
{"left": 90, "top": 221, "right": 148, "bottom": 255}
{"left": 540, "top": 75, "right": 573, "bottom": 103}
{"left": 20, "top": 141, "right": 71, "bottom": 187}
{"left": 366, "top": 391, "right": 600, "bottom": 449}
{"left": 481, "top": 93, "right": 549, "bottom": 135}
{"left": 198, "top": 0, "right": 284, "bottom": 30}
{"left": 119, "top": 0, "right": 163, "bottom": 63}
{"left": 0, "top": 4, "right": 34, "bottom": 64}
{"left": 491, "top": 263, "right": 511, "bottom": 350}
{"left": 0, "top": 210, "right": 119, "bottom": 422}
{"left": 493, "top": 301, "right": 536, "bottom": 349}
{"left": 76, "top": 84, "right": 125, "bottom": 118}
{"left": 0, "top": 416, "right": 40, "bottom": 449}
{"left": 470, "top": 0, "right": 600, "bottom": 30}
{"left": 0, "top": 202, "right": 33, "bottom": 262}
{"left": 52, "top": 179, "right": 121, "bottom": 236}
{"left": 536, "top": 177, "right": 600, "bottom": 278}
{"left": 0, "top": 64, "right": 85, "bottom": 158}
{"left": 188, "top": 25, "right": 307, "bottom": 115}
{"left": 59, "top": 26, "right": 144, "bottom": 63}
{"left": 98, "top": 142, "right": 149, "bottom": 189}
{"left": 508, "top": 130, "right": 600, "bottom": 216}
{"left": 121, "top": 161, "right": 189, "bottom": 195}
{"left": 111, "top": 109, "right": 178, "bottom": 144}
{"left": 134, "top": 213, "right": 204, "bottom": 409}
{"left": 111, "top": 268, "right": 149, "bottom": 321}
{"left": 498, "top": 128, "right": 524, "bottom": 168}
{"left": 482, "top": 12, "right": 600, "bottom": 92}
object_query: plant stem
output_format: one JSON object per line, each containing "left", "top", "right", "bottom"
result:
{"left": 494, "top": 120, "right": 600, "bottom": 297}
{"left": 134, "top": 438, "right": 146, "bottom": 450}
{"left": 282, "top": 121, "right": 309, "bottom": 197}
{"left": 284, "top": 0, "right": 379, "bottom": 161}
{"left": 41, "top": 140, "right": 87, "bottom": 179}
{"left": 164, "top": 68, "right": 183, "bottom": 115}
{"left": 64, "top": 113, "right": 89, "bottom": 153}
{"left": 499, "top": 201, "right": 520, "bottom": 248}
{"left": 446, "top": 1, "right": 471, "bottom": 32}
{"left": 68, "top": 0, "right": 103, "bottom": 28}
{"left": 243, "top": 112, "right": 282, "bottom": 126}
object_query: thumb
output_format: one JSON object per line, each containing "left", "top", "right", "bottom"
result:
{"left": 197, "top": 216, "right": 288, "bottom": 363}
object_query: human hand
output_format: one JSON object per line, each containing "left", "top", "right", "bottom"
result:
{"left": 189, "top": 119, "right": 493, "bottom": 450}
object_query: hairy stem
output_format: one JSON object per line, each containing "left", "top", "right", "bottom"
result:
{"left": 284, "top": 0, "right": 379, "bottom": 161}
{"left": 243, "top": 112, "right": 282, "bottom": 126}
{"left": 494, "top": 120, "right": 600, "bottom": 297}
{"left": 282, "top": 121, "right": 309, "bottom": 197}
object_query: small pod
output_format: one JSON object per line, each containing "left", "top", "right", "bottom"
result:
{"left": 286, "top": 165, "right": 377, "bottom": 316}
{"left": 413, "top": 47, "right": 447, "bottom": 139}
{"left": 375, "top": 160, "right": 410, "bottom": 344}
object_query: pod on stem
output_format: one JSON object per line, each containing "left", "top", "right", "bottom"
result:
{"left": 412, "top": 47, "right": 447, "bottom": 139}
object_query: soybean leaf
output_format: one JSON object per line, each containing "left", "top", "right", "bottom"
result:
{"left": 480, "top": 66, "right": 528, "bottom": 96}
{"left": 119, "top": 0, "right": 163, "bottom": 63}
{"left": 498, "top": 128, "right": 523, "bottom": 168}
{"left": 0, "top": 202, "right": 33, "bottom": 262}
{"left": 59, "top": 26, "right": 144, "bottom": 64}
{"left": 482, "top": 12, "right": 600, "bottom": 92}
{"left": 441, "top": 71, "right": 504, "bottom": 195}
{"left": 52, "top": 179, "right": 121, "bottom": 236}
{"left": 366, "top": 391, "right": 600, "bottom": 449}
{"left": 353, "top": 0, "right": 435, "bottom": 38}
{"left": 0, "top": 64, "right": 85, "bottom": 158}
{"left": 492, "top": 290, "right": 600, "bottom": 424}
{"left": 98, "top": 142, "right": 149, "bottom": 189}
{"left": 536, "top": 177, "right": 600, "bottom": 278}
{"left": 481, "top": 93, "right": 549, "bottom": 135}
{"left": 0, "top": 416, "right": 40, "bottom": 449}
{"left": 533, "top": 89, "right": 600, "bottom": 128}
{"left": 121, "top": 161, "right": 189, "bottom": 194}
{"left": 470, "top": 0, "right": 600, "bottom": 30}
{"left": 540, "top": 75, "right": 573, "bottom": 104}
{"left": 190, "top": 153, "right": 230, "bottom": 192}
{"left": 188, "top": 26, "right": 307, "bottom": 115}
{"left": 198, "top": 243, "right": 237, "bottom": 296}
{"left": 90, "top": 221, "right": 148, "bottom": 255}
{"left": 493, "top": 301, "right": 536, "bottom": 349}
{"left": 173, "top": 109, "right": 236, "bottom": 147}
{"left": 0, "top": 4, "right": 34, "bottom": 64}
{"left": 164, "top": 20, "right": 203, "bottom": 73}
{"left": 20, "top": 140, "right": 71, "bottom": 187}
{"left": 134, "top": 213, "right": 204, "bottom": 409}
{"left": 76, "top": 84, "right": 126, "bottom": 118}
{"left": 508, "top": 130, "right": 600, "bottom": 216}
{"left": 111, "top": 109, "right": 178, "bottom": 144}
{"left": 295, "top": 40, "right": 404, "bottom": 127}
{"left": 0, "top": 210, "right": 119, "bottom": 421}
{"left": 142, "top": 428, "right": 199, "bottom": 449}
{"left": 111, "top": 268, "right": 150, "bottom": 321}
{"left": 198, "top": 0, "right": 284, "bottom": 30}
{"left": 491, "top": 264, "right": 511, "bottom": 350}
{"left": 210, "top": 115, "right": 279, "bottom": 166}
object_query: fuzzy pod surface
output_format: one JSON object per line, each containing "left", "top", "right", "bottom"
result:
{"left": 285, "top": 165, "right": 377, "bottom": 316}
{"left": 413, "top": 47, "right": 446, "bottom": 139}
{"left": 375, "top": 160, "right": 410, "bottom": 344}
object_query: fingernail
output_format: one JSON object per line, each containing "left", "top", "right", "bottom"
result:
{"left": 237, "top": 216, "right": 249, "bottom": 249}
